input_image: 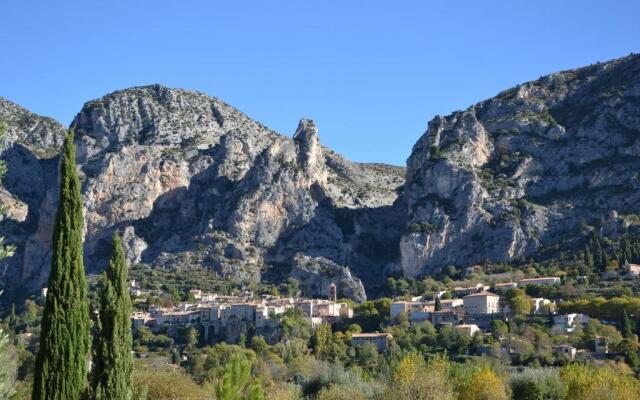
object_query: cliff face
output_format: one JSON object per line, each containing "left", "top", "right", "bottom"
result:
{"left": 1, "top": 85, "right": 404, "bottom": 300}
{"left": 2, "top": 54, "right": 639, "bottom": 299}
{"left": 0, "top": 98, "right": 66, "bottom": 291}
{"left": 401, "top": 54, "right": 640, "bottom": 277}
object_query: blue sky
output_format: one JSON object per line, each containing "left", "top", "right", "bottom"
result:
{"left": 1, "top": 1, "right": 638, "bottom": 165}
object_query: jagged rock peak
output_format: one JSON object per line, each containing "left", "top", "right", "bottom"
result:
{"left": 293, "top": 118, "right": 318, "bottom": 142}
{"left": 293, "top": 118, "right": 327, "bottom": 185}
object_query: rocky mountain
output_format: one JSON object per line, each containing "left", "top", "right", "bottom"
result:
{"left": 0, "top": 85, "right": 404, "bottom": 301}
{"left": 401, "top": 53, "right": 640, "bottom": 277}
{"left": 1, "top": 54, "right": 639, "bottom": 300}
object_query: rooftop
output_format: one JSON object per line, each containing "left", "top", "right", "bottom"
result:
{"left": 352, "top": 333, "right": 392, "bottom": 338}
{"left": 519, "top": 277, "right": 560, "bottom": 282}
{"left": 464, "top": 291, "right": 499, "bottom": 298}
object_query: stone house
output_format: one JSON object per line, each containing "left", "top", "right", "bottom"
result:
{"left": 456, "top": 324, "right": 480, "bottom": 337}
{"left": 518, "top": 277, "right": 561, "bottom": 287}
{"left": 555, "top": 344, "right": 577, "bottom": 361}
{"left": 463, "top": 292, "right": 500, "bottom": 315}
{"left": 351, "top": 333, "right": 393, "bottom": 352}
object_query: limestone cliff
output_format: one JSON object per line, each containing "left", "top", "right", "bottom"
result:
{"left": 401, "top": 54, "right": 640, "bottom": 277}
{"left": 0, "top": 86, "right": 404, "bottom": 300}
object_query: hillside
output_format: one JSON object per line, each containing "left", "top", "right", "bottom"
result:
{"left": 401, "top": 53, "right": 640, "bottom": 277}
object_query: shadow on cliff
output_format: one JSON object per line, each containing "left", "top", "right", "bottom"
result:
{"left": 262, "top": 184, "right": 406, "bottom": 293}
{"left": 2, "top": 144, "right": 60, "bottom": 228}
{"left": 85, "top": 157, "right": 240, "bottom": 270}
{"left": 0, "top": 144, "right": 61, "bottom": 301}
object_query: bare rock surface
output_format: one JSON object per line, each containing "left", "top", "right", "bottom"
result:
{"left": 401, "top": 54, "right": 640, "bottom": 277}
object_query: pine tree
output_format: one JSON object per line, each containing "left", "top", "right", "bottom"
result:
{"left": 32, "top": 131, "right": 90, "bottom": 400}
{"left": 214, "top": 355, "right": 264, "bottom": 400}
{"left": 91, "top": 233, "right": 134, "bottom": 400}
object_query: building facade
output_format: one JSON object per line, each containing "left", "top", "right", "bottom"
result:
{"left": 463, "top": 292, "right": 500, "bottom": 315}
{"left": 351, "top": 333, "right": 393, "bottom": 352}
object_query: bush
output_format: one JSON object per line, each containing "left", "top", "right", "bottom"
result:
{"left": 301, "top": 360, "right": 379, "bottom": 398}
{"left": 317, "top": 383, "right": 368, "bottom": 400}
{"left": 133, "top": 368, "right": 209, "bottom": 400}
{"left": 385, "top": 353, "right": 455, "bottom": 400}
{"left": 510, "top": 368, "right": 565, "bottom": 400}
{"left": 457, "top": 365, "right": 509, "bottom": 400}
{"left": 560, "top": 364, "right": 640, "bottom": 400}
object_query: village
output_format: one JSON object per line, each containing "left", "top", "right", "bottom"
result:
{"left": 126, "top": 262, "right": 640, "bottom": 360}
{"left": 130, "top": 282, "right": 354, "bottom": 345}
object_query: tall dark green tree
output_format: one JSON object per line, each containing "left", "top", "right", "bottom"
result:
{"left": 434, "top": 296, "right": 442, "bottom": 311}
{"left": 32, "top": 131, "right": 91, "bottom": 400}
{"left": 583, "top": 246, "right": 594, "bottom": 274}
{"left": 620, "top": 309, "right": 640, "bottom": 374}
{"left": 622, "top": 309, "right": 634, "bottom": 339}
{"left": 91, "top": 233, "right": 134, "bottom": 400}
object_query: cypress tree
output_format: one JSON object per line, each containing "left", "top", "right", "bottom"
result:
{"left": 91, "top": 233, "right": 134, "bottom": 400}
{"left": 622, "top": 238, "right": 633, "bottom": 263}
{"left": 9, "top": 303, "right": 16, "bottom": 328}
{"left": 620, "top": 309, "right": 639, "bottom": 374}
{"left": 632, "top": 239, "right": 640, "bottom": 262}
{"left": 621, "top": 309, "right": 634, "bottom": 339}
{"left": 32, "top": 131, "right": 90, "bottom": 400}
{"left": 583, "top": 246, "right": 594, "bottom": 275}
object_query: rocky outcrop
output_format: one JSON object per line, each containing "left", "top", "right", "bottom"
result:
{"left": 401, "top": 54, "right": 640, "bottom": 277}
{"left": 290, "top": 253, "right": 367, "bottom": 302}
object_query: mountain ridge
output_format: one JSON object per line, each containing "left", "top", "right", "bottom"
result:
{"left": 1, "top": 53, "right": 639, "bottom": 300}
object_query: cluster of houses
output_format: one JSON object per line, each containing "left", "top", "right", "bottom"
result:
{"left": 131, "top": 282, "right": 353, "bottom": 344}
{"left": 389, "top": 278, "right": 559, "bottom": 329}
{"left": 348, "top": 278, "right": 563, "bottom": 353}
{"left": 359, "top": 276, "right": 608, "bottom": 356}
